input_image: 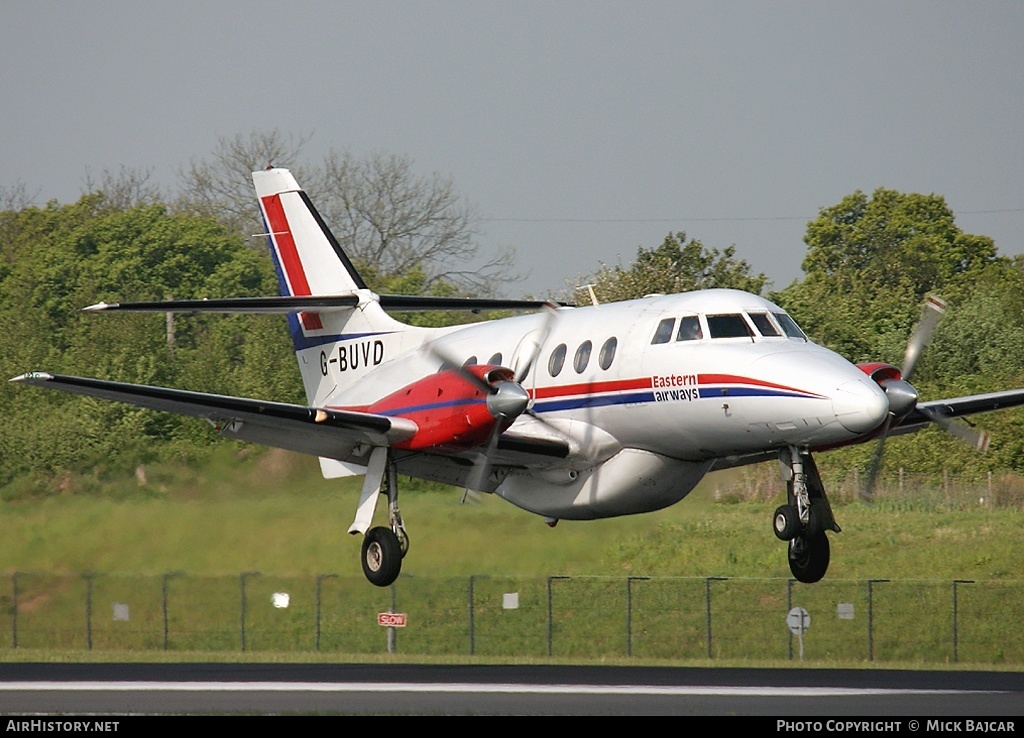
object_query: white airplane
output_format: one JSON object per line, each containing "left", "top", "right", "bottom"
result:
{"left": 13, "top": 168, "right": 1024, "bottom": 587}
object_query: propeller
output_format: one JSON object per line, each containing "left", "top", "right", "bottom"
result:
{"left": 861, "top": 295, "right": 990, "bottom": 501}
{"left": 425, "top": 303, "right": 561, "bottom": 502}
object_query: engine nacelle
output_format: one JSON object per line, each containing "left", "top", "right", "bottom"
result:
{"left": 857, "top": 362, "right": 919, "bottom": 419}
{"left": 366, "top": 365, "right": 519, "bottom": 450}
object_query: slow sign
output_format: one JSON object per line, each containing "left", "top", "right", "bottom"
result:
{"left": 378, "top": 612, "right": 408, "bottom": 627}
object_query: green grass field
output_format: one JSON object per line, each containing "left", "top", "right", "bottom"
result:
{"left": 1, "top": 447, "right": 1021, "bottom": 666}
{"left": 2, "top": 447, "right": 1022, "bottom": 582}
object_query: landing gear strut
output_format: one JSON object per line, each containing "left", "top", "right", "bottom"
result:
{"left": 351, "top": 450, "right": 409, "bottom": 587}
{"left": 776, "top": 447, "right": 840, "bottom": 583}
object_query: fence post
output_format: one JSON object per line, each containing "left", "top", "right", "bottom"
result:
{"left": 83, "top": 572, "right": 98, "bottom": 651}
{"left": 468, "top": 576, "right": 475, "bottom": 656}
{"left": 547, "top": 576, "right": 568, "bottom": 657}
{"left": 626, "top": 576, "right": 648, "bottom": 657}
{"left": 786, "top": 579, "right": 794, "bottom": 660}
{"left": 315, "top": 574, "right": 337, "bottom": 653}
{"left": 240, "top": 571, "right": 259, "bottom": 652}
{"left": 867, "top": 579, "right": 888, "bottom": 661}
{"left": 11, "top": 573, "right": 18, "bottom": 649}
{"left": 952, "top": 579, "right": 974, "bottom": 663}
{"left": 161, "top": 572, "right": 183, "bottom": 651}
{"left": 705, "top": 577, "right": 728, "bottom": 659}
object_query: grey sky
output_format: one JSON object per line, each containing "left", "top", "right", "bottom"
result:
{"left": 2, "top": 1, "right": 1022, "bottom": 298}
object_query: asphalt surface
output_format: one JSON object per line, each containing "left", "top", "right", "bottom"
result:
{"left": 0, "top": 663, "right": 1021, "bottom": 716}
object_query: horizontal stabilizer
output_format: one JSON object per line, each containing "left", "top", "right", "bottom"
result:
{"left": 83, "top": 295, "right": 573, "bottom": 315}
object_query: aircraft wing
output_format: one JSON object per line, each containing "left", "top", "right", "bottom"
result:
{"left": 888, "top": 389, "right": 1024, "bottom": 436}
{"left": 9, "top": 373, "right": 417, "bottom": 462}
{"left": 9, "top": 373, "right": 571, "bottom": 477}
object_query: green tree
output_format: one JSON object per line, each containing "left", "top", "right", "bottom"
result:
{"left": 774, "top": 189, "right": 1024, "bottom": 480}
{"left": 0, "top": 194, "right": 299, "bottom": 488}
{"left": 579, "top": 232, "right": 768, "bottom": 304}
{"left": 773, "top": 188, "right": 999, "bottom": 365}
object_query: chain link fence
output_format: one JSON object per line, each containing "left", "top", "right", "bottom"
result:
{"left": 1, "top": 572, "right": 1020, "bottom": 664}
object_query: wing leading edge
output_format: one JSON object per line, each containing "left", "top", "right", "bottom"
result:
{"left": 9, "top": 373, "right": 570, "bottom": 474}
{"left": 10, "top": 373, "right": 415, "bottom": 462}
{"left": 889, "top": 389, "right": 1024, "bottom": 436}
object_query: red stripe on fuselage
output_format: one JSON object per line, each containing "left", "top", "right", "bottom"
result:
{"left": 261, "top": 194, "right": 323, "bottom": 331}
{"left": 530, "top": 374, "right": 821, "bottom": 402}
{"left": 531, "top": 377, "right": 650, "bottom": 400}
{"left": 698, "top": 373, "right": 823, "bottom": 397}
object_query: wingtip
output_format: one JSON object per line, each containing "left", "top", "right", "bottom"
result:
{"left": 9, "top": 372, "right": 54, "bottom": 383}
{"left": 83, "top": 301, "right": 116, "bottom": 312}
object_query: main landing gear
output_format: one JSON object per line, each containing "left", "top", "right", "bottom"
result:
{"left": 351, "top": 449, "right": 409, "bottom": 587}
{"left": 773, "top": 446, "right": 840, "bottom": 584}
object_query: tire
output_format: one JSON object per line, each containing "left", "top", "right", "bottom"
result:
{"left": 773, "top": 504, "right": 800, "bottom": 541}
{"left": 361, "top": 526, "right": 403, "bottom": 587}
{"left": 788, "top": 532, "right": 830, "bottom": 584}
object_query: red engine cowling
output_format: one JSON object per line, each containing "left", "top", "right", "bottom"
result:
{"left": 857, "top": 362, "right": 902, "bottom": 384}
{"left": 367, "top": 365, "right": 516, "bottom": 450}
{"left": 857, "top": 362, "right": 918, "bottom": 419}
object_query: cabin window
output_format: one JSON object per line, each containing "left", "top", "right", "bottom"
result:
{"left": 707, "top": 314, "right": 753, "bottom": 339}
{"left": 548, "top": 344, "right": 567, "bottom": 377}
{"left": 651, "top": 318, "right": 675, "bottom": 344}
{"left": 773, "top": 312, "right": 808, "bottom": 340}
{"left": 488, "top": 352, "right": 503, "bottom": 365}
{"left": 598, "top": 337, "right": 617, "bottom": 370}
{"left": 574, "top": 340, "right": 592, "bottom": 373}
{"left": 748, "top": 312, "right": 781, "bottom": 337}
{"left": 676, "top": 316, "right": 703, "bottom": 341}
{"left": 464, "top": 356, "right": 478, "bottom": 366}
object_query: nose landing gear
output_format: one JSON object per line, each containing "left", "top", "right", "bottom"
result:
{"left": 776, "top": 447, "right": 840, "bottom": 583}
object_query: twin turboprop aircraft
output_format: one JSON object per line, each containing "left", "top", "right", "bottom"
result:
{"left": 13, "top": 168, "right": 1024, "bottom": 586}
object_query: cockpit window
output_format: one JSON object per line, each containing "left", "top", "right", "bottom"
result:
{"left": 773, "top": 312, "right": 808, "bottom": 340}
{"left": 748, "top": 312, "right": 781, "bottom": 337}
{"left": 651, "top": 318, "right": 675, "bottom": 344}
{"left": 676, "top": 315, "right": 703, "bottom": 341}
{"left": 706, "top": 314, "right": 753, "bottom": 339}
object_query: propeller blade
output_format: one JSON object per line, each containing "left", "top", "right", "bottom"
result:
{"left": 461, "top": 425, "right": 501, "bottom": 503}
{"left": 425, "top": 341, "right": 495, "bottom": 395}
{"left": 919, "top": 406, "right": 992, "bottom": 452}
{"left": 902, "top": 295, "right": 946, "bottom": 381}
{"left": 862, "top": 295, "right": 946, "bottom": 503}
{"left": 861, "top": 417, "right": 892, "bottom": 503}
{"left": 513, "top": 302, "right": 559, "bottom": 383}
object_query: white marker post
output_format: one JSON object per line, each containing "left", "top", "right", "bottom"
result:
{"left": 787, "top": 607, "right": 811, "bottom": 661}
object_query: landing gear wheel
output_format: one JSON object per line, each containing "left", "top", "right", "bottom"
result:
{"left": 361, "top": 526, "right": 402, "bottom": 587}
{"left": 773, "top": 504, "right": 800, "bottom": 541}
{"left": 788, "top": 532, "right": 830, "bottom": 584}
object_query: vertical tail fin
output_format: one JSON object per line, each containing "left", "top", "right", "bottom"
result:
{"left": 252, "top": 168, "right": 403, "bottom": 406}
{"left": 253, "top": 167, "right": 367, "bottom": 298}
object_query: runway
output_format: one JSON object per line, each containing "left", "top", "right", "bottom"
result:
{"left": 0, "top": 664, "right": 1020, "bottom": 716}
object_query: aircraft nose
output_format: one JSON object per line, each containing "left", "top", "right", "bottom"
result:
{"left": 832, "top": 377, "right": 889, "bottom": 434}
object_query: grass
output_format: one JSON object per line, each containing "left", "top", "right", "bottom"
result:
{"left": 0, "top": 447, "right": 1022, "bottom": 666}
{"left": 1, "top": 446, "right": 1022, "bottom": 581}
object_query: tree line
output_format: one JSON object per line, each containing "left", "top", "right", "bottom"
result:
{"left": 2, "top": 131, "right": 1023, "bottom": 495}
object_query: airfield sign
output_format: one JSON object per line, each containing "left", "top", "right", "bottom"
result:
{"left": 787, "top": 607, "right": 810, "bottom": 635}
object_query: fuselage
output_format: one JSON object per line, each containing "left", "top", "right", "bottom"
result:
{"left": 311, "top": 289, "right": 889, "bottom": 520}
{"left": 330, "top": 289, "right": 888, "bottom": 461}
